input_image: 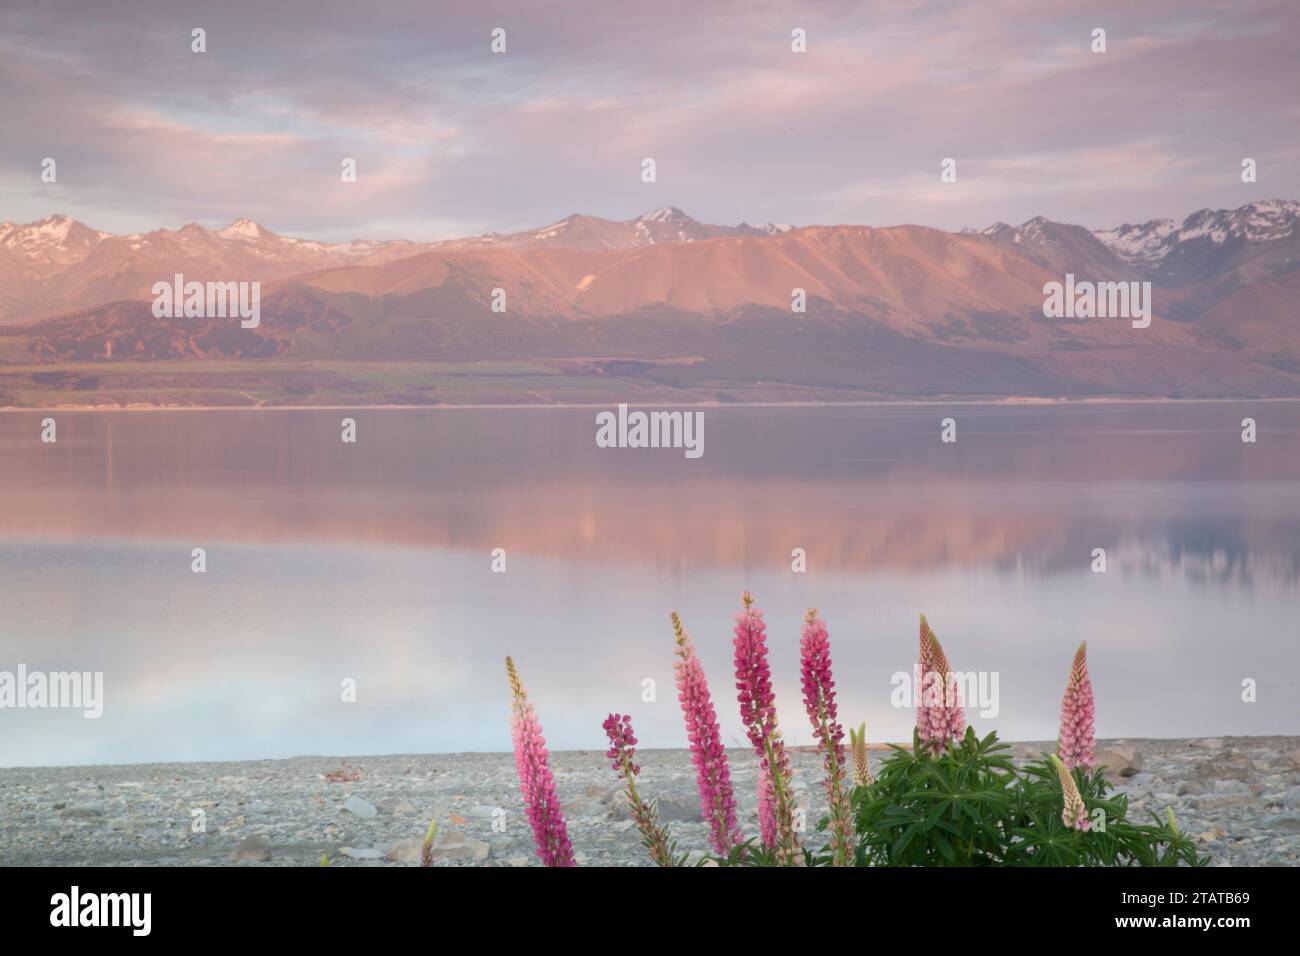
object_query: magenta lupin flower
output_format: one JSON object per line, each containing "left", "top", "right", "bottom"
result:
{"left": 800, "top": 609, "right": 853, "bottom": 865}
{"left": 1057, "top": 641, "right": 1096, "bottom": 770}
{"left": 733, "top": 592, "right": 802, "bottom": 865}
{"left": 603, "top": 712, "right": 639, "bottom": 776}
{"left": 603, "top": 712, "right": 676, "bottom": 866}
{"left": 915, "top": 615, "right": 966, "bottom": 753}
{"left": 506, "top": 657, "right": 575, "bottom": 867}
{"left": 671, "top": 613, "right": 742, "bottom": 856}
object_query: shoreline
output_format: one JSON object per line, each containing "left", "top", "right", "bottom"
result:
{"left": 4, "top": 396, "right": 1300, "bottom": 413}
{"left": 0, "top": 734, "right": 1291, "bottom": 774}
{"left": 3, "top": 737, "right": 1296, "bottom": 866}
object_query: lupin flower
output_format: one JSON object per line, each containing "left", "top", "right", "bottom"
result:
{"left": 419, "top": 819, "right": 437, "bottom": 868}
{"left": 671, "top": 613, "right": 742, "bottom": 856}
{"left": 1057, "top": 641, "right": 1096, "bottom": 770}
{"left": 915, "top": 615, "right": 966, "bottom": 753}
{"left": 849, "top": 723, "right": 874, "bottom": 788}
{"left": 734, "top": 592, "right": 803, "bottom": 865}
{"left": 603, "top": 713, "right": 675, "bottom": 866}
{"left": 1050, "top": 754, "right": 1090, "bottom": 832}
{"left": 506, "top": 656, "right": 575, "bottom": 867}
{"left": 799, "top": 609, "right": 853, "bottom": 866}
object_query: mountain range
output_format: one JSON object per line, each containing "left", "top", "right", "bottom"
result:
{"left": 1, "top": 201, "right": 1297, "bottom": 403}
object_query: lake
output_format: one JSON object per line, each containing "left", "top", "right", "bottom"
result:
{"left": 1, "top": 401, "right": 1297, "bottom": 766}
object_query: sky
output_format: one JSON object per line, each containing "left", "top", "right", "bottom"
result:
{"left": 1, "top": 0, "right": 1297, "bottom": 242}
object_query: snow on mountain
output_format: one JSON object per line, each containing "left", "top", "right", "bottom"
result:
{"left": 215, "top": 218, "right": 270, "bottom": 241}
{"left": 1094, "top": 200, "right": 1299, "bottom": 270}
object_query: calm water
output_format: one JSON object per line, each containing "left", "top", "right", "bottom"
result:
{"left": 1, "top": 402, "right": 1298, "bottom": 767}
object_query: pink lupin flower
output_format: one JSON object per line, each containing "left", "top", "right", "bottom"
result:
{"left": 800, "top": 609, "right": 854, "bottom": 866}
{"left": 1057, "top": 641, "right": 1096, "bottom": 770}
{"left": 915, "top": 615, "right": 966, "bottom": 753}
{"left": 671, "top": 613, "right": 742, "bottom": 856}
{"left": 734, "top": 592, "right": 803, "bottom": 865}
{"left": 603, "top": 712, "right": 676, "bottom": 866}
{"left": 505, "top": 657, "right": 575, "bottom": 867}
{"left": 1050, "top": 754, "right": 1091, "bottom": 831}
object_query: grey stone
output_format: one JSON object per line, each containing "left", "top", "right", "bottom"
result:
{"left": 374, "top": 797, "right": 416, "bottom": 816}
{"left": 230, "top": 834, "right": 272, "bottom": 862}
{"left": 339, "top": 846, "right": 385, "bottom": 860}
{"left": 651, "top": 797, "right": 703, "bottom": 823}
{"left": 1190, "top": 794, "right": 1258, "bottom": 810}
{"left": 1263, "top": 812, "right": 1300, "bottom": 832}
{"left": 1194, "top": 752, "right": 1251, "bottom": 782}
{"left": 427, "top": 829, "right": 490, "bottom": 863}
{"left": 1213, "top": 779, "right": 1251, "bottom": 794}
{"left": 1096, "top": 746, "right": 1144, "bottom": 780}
{"left": 384, "top": 837, "right": 424, "bottom": 864}
{"left": 343, "top": 796, "right": 378, "bottom": 819}
{"left": 563, "top": 796, "right": 610, "bottom": 818}
{"left": 59, "top": 804, "right": 103, "bottom": 819}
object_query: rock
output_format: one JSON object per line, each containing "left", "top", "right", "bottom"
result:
{"left": 384, "top": 837, "right": 424, "bottom": 864}
{"left": 1281, "top": 788, "right": 1300, "bottom": 810}
{"left": 1194, "top": 752, "right": 1251, "bottom": 782}
{"left": 468, "top": 805, "right": 500, "bottom": 819}
{"left": 507, "top": 856, "right": 530, "bottom": 867}
{"left": 1177, "top": 780, "right": 1207, "bottom": 796}
{"left": 1096, "top": 746, "right": 1144, "bottom": 780}
{"left": 343, "top": 796, "right": 378, "bottom": 819}
{"left": 1190, "top": 794, "right": 1258, "bottom": 810}
{"left": 1212, "top": 779, "right": 1251, "bottom": 794}
{"left": 563, "top": 796, "right": 610, "bottom": 819}
{"left": 1195, "top": 738, "right": 1226, "bottom": 750}
{"left": 230, "top": 835, "right": 272, "bottom": 862}
{"left": 426, "top": 829, "right": 490, "bottom": 863}
{"left": 652, "top": 797, "right": 703, "bottom": 823}
{"left": 374, "top": 797, "right": 415, "bottom": 816}
{"left": 59, "top": 804, "right": 104, "bottom": 819}
{"left": 1283, "top": 748, "right": 1300, "bottom": 772}
{"left": 1263, "top": 812, "right": 1300, "bottom": 832}
{"left": 339, "top": 846, "right": 385, "bottom": 860}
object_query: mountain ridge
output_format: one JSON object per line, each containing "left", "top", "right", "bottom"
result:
{"left": 2, "top": 201, "right": 1298, "bottom": 403}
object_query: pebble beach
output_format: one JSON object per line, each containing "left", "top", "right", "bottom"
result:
{"left": 2, "top": 736, "right": 1297, "bottom": 867}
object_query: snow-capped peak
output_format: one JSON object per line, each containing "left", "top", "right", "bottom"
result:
{"left": 0, "top": 214, "right": 93, "bottom": 251}
{"left": 217, "top": 218, "right": 269, "bottom": 241}
{"left": 1094, "top": 200, "right": 1298, "bottom": 267}
{"left": 638, "top": 206, "right": 691, "bottom": 224}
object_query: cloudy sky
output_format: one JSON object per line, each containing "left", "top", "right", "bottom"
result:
{"left": 2, "top": 0, "right": 1296, "bottom": 241}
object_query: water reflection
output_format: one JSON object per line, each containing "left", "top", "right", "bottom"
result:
{"left": 1, "top": 402, "right": 1297, "bottom": 766}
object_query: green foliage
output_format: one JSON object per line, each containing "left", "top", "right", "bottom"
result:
{"left": 850, "top": 727, "right": 1207, "bottom": 867}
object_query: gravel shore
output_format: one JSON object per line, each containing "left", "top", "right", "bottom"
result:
{"left": 2, "top": 736, "right": 1297, "bottom": 867}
